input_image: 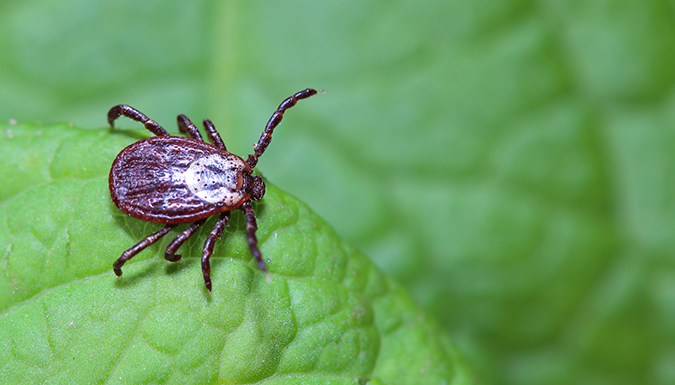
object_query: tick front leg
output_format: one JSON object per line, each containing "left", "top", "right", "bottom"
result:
{"left": 241, "top": 201, "right": 269, "bottom": 273}
{"left": 113, "top": 224, "right": 177, "bottom": 276}
{"left": 177, "top": 114, "right": 204, "bottom": 141}
{"left": 107, "top": 104, "right": 170, "bottom": 137}
{"left": 246, "top": 88, "right": 322, "bottom": 168}
{"left": 201, "top": 212, "right": 230, "bottom": 291}
{"left": 164, "top": 219, "right": 207, "bottom": 262}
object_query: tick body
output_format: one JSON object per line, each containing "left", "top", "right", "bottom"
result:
{"left": 107, "top": 88, "right": 321, "bottom": 291}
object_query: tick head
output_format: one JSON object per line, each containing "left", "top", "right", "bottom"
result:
{"left": 245, "top": 174, "right": 266, "bottom": 201}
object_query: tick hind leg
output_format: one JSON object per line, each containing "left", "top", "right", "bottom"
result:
{"left": 107, "top": 105, "right": 169, "bottom": 136}
{"left": 241, "top": 201, "right": 269, "bottom": 273}
{"left": 201, "top": 212, "right": 231, "bottom": 291}
{"left": 164, "top": 219, "right": 207, "bottom": 262}
{"left": 113, "top": 224, "right": 177, "bottom": 277}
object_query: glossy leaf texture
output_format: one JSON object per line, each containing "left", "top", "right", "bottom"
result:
{"left": 0, "top": 123, "right": 471, "bottom": 384}
{"left": 1, "top": 1, "right": 675, "bottom": 384}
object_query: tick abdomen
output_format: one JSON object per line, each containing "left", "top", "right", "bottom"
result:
{"left": 109, "top": 136, "right": 250, "bottom": 224}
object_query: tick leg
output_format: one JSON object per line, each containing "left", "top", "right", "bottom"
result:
{"left": 107, "top": 105, "right": 169, "bottom": 136}
{"left": 113, "top": 224, "right": 177, "bottom": 276}
{"left": 203, "top": 119, "right": 227, "bottom": 151}
{"left": 201, "top": 212, "right": 230, "bottom": 291}
{"left": 246, "top": 88, "right": 323, "bottom": 168}
{"left": 164, "top": 219, "right": 207, "bottom": 262}
{"left": 241, "top": 201, "right": 269, "bottom": 273}
{"left": 177, "top": 114, "right": 204, "bottom": 141}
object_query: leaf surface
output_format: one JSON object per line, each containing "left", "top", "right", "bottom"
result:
{"left": 0, "top": 123, "right": 470, "bottom": 384}
{"left": 1, "top": 1, "right": 674, "bottom": 384}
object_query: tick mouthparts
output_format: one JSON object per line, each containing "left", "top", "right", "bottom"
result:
{"left": 245, "top": 175, "right": 266, "bottom": 201}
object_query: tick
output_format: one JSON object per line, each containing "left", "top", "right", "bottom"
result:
{"left": 107, "top": 88, "right": 321, "bottom": 291}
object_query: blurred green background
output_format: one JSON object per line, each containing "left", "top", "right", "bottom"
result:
{"left": 1, "top": 1, "right": 674, "bottom": 384}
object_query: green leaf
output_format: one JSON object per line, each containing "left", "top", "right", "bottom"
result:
{"left": 0, "top": 123, "right": 470, "bottom": 384}
{"left": 1, "top": 1, "right": 674, "bottom": 384}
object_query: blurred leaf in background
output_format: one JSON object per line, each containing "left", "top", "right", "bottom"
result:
{"left": 0, "top": 0, "right": 674, "bottom": 384}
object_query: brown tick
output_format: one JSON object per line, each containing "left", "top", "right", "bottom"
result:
{"left": 107, "top": 88, "right": 321, "bottom": 291}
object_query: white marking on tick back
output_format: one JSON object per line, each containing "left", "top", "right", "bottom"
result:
{"left": 183, "top": 154, "right": 245, "bottom": 205}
